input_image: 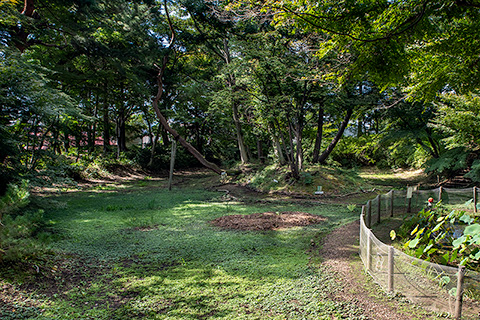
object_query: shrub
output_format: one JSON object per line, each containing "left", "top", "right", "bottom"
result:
{"left": 0, "top": 182, "right": 52, "bottom": 264}
{"left": 425, "top": 148, "right": 468, "bottom": 178}
{"left": 0, "top": 180, "right": 30, "bottom": 218}
{"left": 0, "top": 210, "right": 51, "bottom": 263}
{"left": 397, "top": 204, "right": 480, "bottom": 271}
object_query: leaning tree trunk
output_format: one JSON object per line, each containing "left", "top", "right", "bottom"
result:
{"left": 152, "top": 96, "right": 222, "bottom": 175}
{"left": 317, "top": 109, "right": 353, "bottom": 164}
{"left": 150, "top": 0, "right": 222, "bottom": 175}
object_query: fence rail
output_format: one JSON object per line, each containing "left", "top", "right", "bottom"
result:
{"left": 359, "top": 186, "right": 480, "bottom": 319}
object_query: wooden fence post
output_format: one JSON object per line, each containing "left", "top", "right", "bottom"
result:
{"left": 390, "top": 190, "right": 394, "bottom": 217}
{"left": 388, "top": 246, "right": 394, "bottom": 293}
{"left": 474, "top": 186, "right": 478, "bottom": 214}
{"left": 366, "top": 231, "right": 372, "bottom": 272}
{"left": 407, "top": 186, "right": 412, "bottom": 213}
{"left": 367, "top": 200, "right": 372, "bottom": 228}
{"left": 377, "top": 195, "right": 381, "bottom": 224}
{"left": 455, "top": 265, "right": 466, "bottom": 320}
{"left": 416, "top": 184, "right": 420, "bottom": 208}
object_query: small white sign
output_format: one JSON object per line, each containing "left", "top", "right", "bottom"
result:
{"left": 315, "top": 186, "right": 324, "bottom": 195}
{"left": 407, "top": 187, "right": 413, "bottom": 199}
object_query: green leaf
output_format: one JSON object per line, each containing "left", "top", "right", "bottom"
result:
{"left": 451, "top": 250, "right": 458, "bottom": 262}
{"left": 460, "top": 257, "right": 469, "bottom": 266}
{"left": 435, "top": 232, "right": 446, "bottom": 242}
{"left": 474, "top": 250, "right": 480, "bottom": 260}
{"left": 470, "top": 234, "right": 480, "bottom": 245}
{"left": 449, "top": 288, "right": 457, "bottom": 297}
{"left": 464, "top": 224, "right": 480, "bottom": 237}
{"left": 417, "top": 227, "right": 425, "bottom": 236}
{"left": 441, "top": 252, "right": 449, "bottom": 264}
{"left": 447, "top": 211, "right": 456, "bottom": 219}
{"left": 408, "top": 238, "right": 420, "bottom": 248}
{"left": 432, "top": 220, "right": 444, "bottom": 233}
{"left": 390, "top": 230, "right": 396, "bottom": 240}
{"left": 452, "top": 235, "right": 467, "bottom": 249}
{"left": 439, "top": 276, "right": 451, "bottom": 286}
{"left": 410, "top": 224, "right": 419, "bottom": 236}
{"left": 459, "top": 213, "right": 474, "bottom": 224}
{"left": 423, "top": 243, "right": 434, "bottom": 254}
{"left": 415, "top": 245, "right": 425, "bottom": 257}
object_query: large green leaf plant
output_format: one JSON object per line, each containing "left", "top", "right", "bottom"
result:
{"left": 399, "top": 204, "right": 480, "bottom": 271}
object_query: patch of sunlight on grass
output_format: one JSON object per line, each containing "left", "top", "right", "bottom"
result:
{"left": 33, "top": 184, "right": 366, "bottom": 319}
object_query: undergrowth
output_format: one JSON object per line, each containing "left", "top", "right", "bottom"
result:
{"left": 236, "top": 164, "right": 370, "bottom": 195}
{"left": 0, "top": 181, "right": 52, "bottom": 265}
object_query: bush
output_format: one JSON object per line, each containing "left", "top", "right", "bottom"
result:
{"left": 425, "top": 147, "right": 468, "bottom": 178}
{"left": 0, "top": 210, "right": 51, "bottom": 263}
{"left": 0, "top": 180, "right": 30, "bottom": 217}
{"left": 0, "top": 182, "right": 51, "bottom": 264}
{"left": 396, "top": 204, "right": 480, "bottom": 271}
{"left": 465, "top": 159, "right": 480, "bottom": 182}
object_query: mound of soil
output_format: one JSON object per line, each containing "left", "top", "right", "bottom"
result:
{"left": 210, "top": 211, "right": 326, "bottom": 231}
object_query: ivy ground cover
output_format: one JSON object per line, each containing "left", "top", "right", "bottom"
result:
{"left": 1, "top": 179, "right": 364, "bottom": 319}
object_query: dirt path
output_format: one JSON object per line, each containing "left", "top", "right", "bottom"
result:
{"left": 320, "top": 221, "right": 413, "bottom": 320}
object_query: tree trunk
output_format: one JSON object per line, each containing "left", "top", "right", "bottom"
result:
{"left": 287, "top": 119, "right": 299, "bottom": 179}
{"left": 232, "top": 101, "right": 249, "bottom": 163}
{"left": 103, "top": 90, "right": 110, "bottom": 154}
{"left": 318, "top": 109, "right": 353, "bottom": 164}
{"left": 149, "top": 0, "right": 221, "bottom": 175}
{"left": 152, "top": 64, "right": 221, "bottom": 174}
{"left": 152, "top": 101, "right": 222, "bottom": 174}
{"left": 116, "top": 107, "right": 127, "bottom": 157}
{"left": 312, "top": 106, "right": 324, "bottom": 163}
{"left": 295, "top": 120, "right": 304, "bottom": 172}
{"left": 273, "top": 135, "right": 285, "bottom": 165}
{"left": 89, "top": 93, "right": 98, "bottom": 154}
{"left": 425, "top": 128, "right": 440, "bottom": 158}
{"left": 257, "top": 139, "right": 265, "bottom": 163}
{"left": 270, "top": 124, "right": 285, "bottom": 165}
{"left": 357, "top": 119, "right": 363, "bottom": 137}
{"left": 147, "top": 127, "right": 160, "bottom": 168}
{"left": 224, "top": 39, "right": 248, "bottom": 164}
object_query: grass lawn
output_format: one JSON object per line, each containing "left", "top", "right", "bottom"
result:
{"left": 1, "top": 178, "right": 365, "bottom": 319}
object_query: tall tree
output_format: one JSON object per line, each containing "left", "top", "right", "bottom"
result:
{"left": 185, "top": 0, "right": 251, "bottom": 163}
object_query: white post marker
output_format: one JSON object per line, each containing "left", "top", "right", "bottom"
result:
{"left": 406, "top": 187, "right": 413, "bottom": 199}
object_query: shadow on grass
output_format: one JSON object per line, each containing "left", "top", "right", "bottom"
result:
{"left": 1, "top": 183, "right": 362, "bottom": 319}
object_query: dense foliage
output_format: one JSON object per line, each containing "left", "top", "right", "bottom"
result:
{"left": 398, "top": 205, "right": 480, "bottom": 271}
{"left": 0, "top": 181, "right": 52, "bottom": 264}
{"left": 1, "top": 0, "right": 480, "bottom": 189}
